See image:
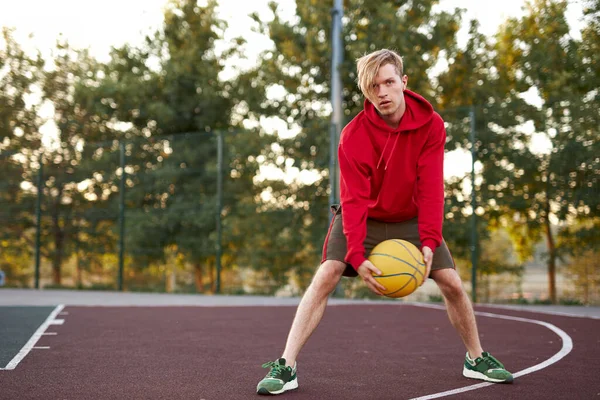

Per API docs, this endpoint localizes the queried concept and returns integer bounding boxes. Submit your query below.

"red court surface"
[0,303,598,399]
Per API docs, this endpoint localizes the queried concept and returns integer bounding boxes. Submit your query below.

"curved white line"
[409,306,574,400]
[475,303,600,320]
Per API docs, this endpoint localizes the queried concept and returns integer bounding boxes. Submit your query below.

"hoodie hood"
[364,89,434,132]
[362,89,435,170]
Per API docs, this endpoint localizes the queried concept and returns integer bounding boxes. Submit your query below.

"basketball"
[368,239,426,298]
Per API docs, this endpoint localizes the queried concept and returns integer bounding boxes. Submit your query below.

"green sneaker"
[256,358,298,395]
[463,352,514,383]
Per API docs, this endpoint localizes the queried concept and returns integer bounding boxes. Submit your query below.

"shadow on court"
[0,303,598,399]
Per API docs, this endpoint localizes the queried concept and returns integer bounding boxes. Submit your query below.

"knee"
[435,270,465,301]
[310,260,345,295]
[442,283,464,302]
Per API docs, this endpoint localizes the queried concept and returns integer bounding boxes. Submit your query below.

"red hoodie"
[338,89,446,270]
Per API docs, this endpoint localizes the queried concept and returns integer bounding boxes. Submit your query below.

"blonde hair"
[356,49,404,100]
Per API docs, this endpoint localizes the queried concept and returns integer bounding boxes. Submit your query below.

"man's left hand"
[421,246,433,286]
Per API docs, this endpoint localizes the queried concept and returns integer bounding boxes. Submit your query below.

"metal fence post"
[34,161,43,289]
[469,106,478,303]
[329,0,343,211]
[118,141,126,291]
[330,0,345,298]
[215,131,223,294]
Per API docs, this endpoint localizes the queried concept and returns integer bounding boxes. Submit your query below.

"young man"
[256,49,513,395]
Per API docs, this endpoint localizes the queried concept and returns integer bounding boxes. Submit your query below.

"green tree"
[0,29,44,285]
[38,41,118,285]
[493,0,599,303]
[436,19,538,277]
[435,0,598,304]
[89,0,272,292]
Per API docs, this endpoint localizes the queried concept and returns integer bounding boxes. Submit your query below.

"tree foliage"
[0,29,44,283]
[0,0,597,302]
[490,0,599,302]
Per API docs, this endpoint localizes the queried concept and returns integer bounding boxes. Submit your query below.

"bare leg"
[431,268,484,359]
[281,260,346,366]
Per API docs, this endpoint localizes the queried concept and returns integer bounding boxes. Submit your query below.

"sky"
[0,0,585,179]
[0,0,584,63]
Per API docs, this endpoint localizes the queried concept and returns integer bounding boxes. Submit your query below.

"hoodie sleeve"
[416,114,446,251]
[339,141,371,270]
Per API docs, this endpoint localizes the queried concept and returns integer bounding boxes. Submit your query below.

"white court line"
[474,303,600,320]
[0,304,65,371]
[408,304,574,400]
[42,332,57,336]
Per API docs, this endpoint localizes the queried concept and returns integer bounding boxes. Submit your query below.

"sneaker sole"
[257,378,298,395]
[463,367,514,383]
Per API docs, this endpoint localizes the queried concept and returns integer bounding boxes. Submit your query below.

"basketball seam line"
[390,239,426,266]
[375,275,416,295]
[369,253,425,278]
[374,273,414,278]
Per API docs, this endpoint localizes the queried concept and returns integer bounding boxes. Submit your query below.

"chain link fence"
[1,114,598,304]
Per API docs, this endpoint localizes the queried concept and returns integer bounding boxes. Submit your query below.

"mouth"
[379,100,392,107]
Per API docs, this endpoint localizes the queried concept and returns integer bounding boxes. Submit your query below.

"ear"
[402,75,408,89]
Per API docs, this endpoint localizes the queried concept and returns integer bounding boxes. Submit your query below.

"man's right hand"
[356,260,386,296]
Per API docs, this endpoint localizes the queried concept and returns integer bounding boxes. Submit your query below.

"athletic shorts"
[321,204,455,277]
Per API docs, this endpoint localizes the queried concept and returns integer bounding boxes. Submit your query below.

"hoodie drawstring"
[376,131,401,170]
[376,132,391,170]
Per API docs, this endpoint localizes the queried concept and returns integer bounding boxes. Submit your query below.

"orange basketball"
[368,239,426,298]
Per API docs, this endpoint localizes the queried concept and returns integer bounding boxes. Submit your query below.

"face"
[369,63,408,122]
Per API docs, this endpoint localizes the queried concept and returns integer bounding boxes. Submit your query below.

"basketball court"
[0,289,599,399]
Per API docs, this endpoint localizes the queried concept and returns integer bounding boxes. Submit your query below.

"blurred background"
[0,0,598,305]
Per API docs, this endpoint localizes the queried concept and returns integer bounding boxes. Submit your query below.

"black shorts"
[321,204,455,277]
